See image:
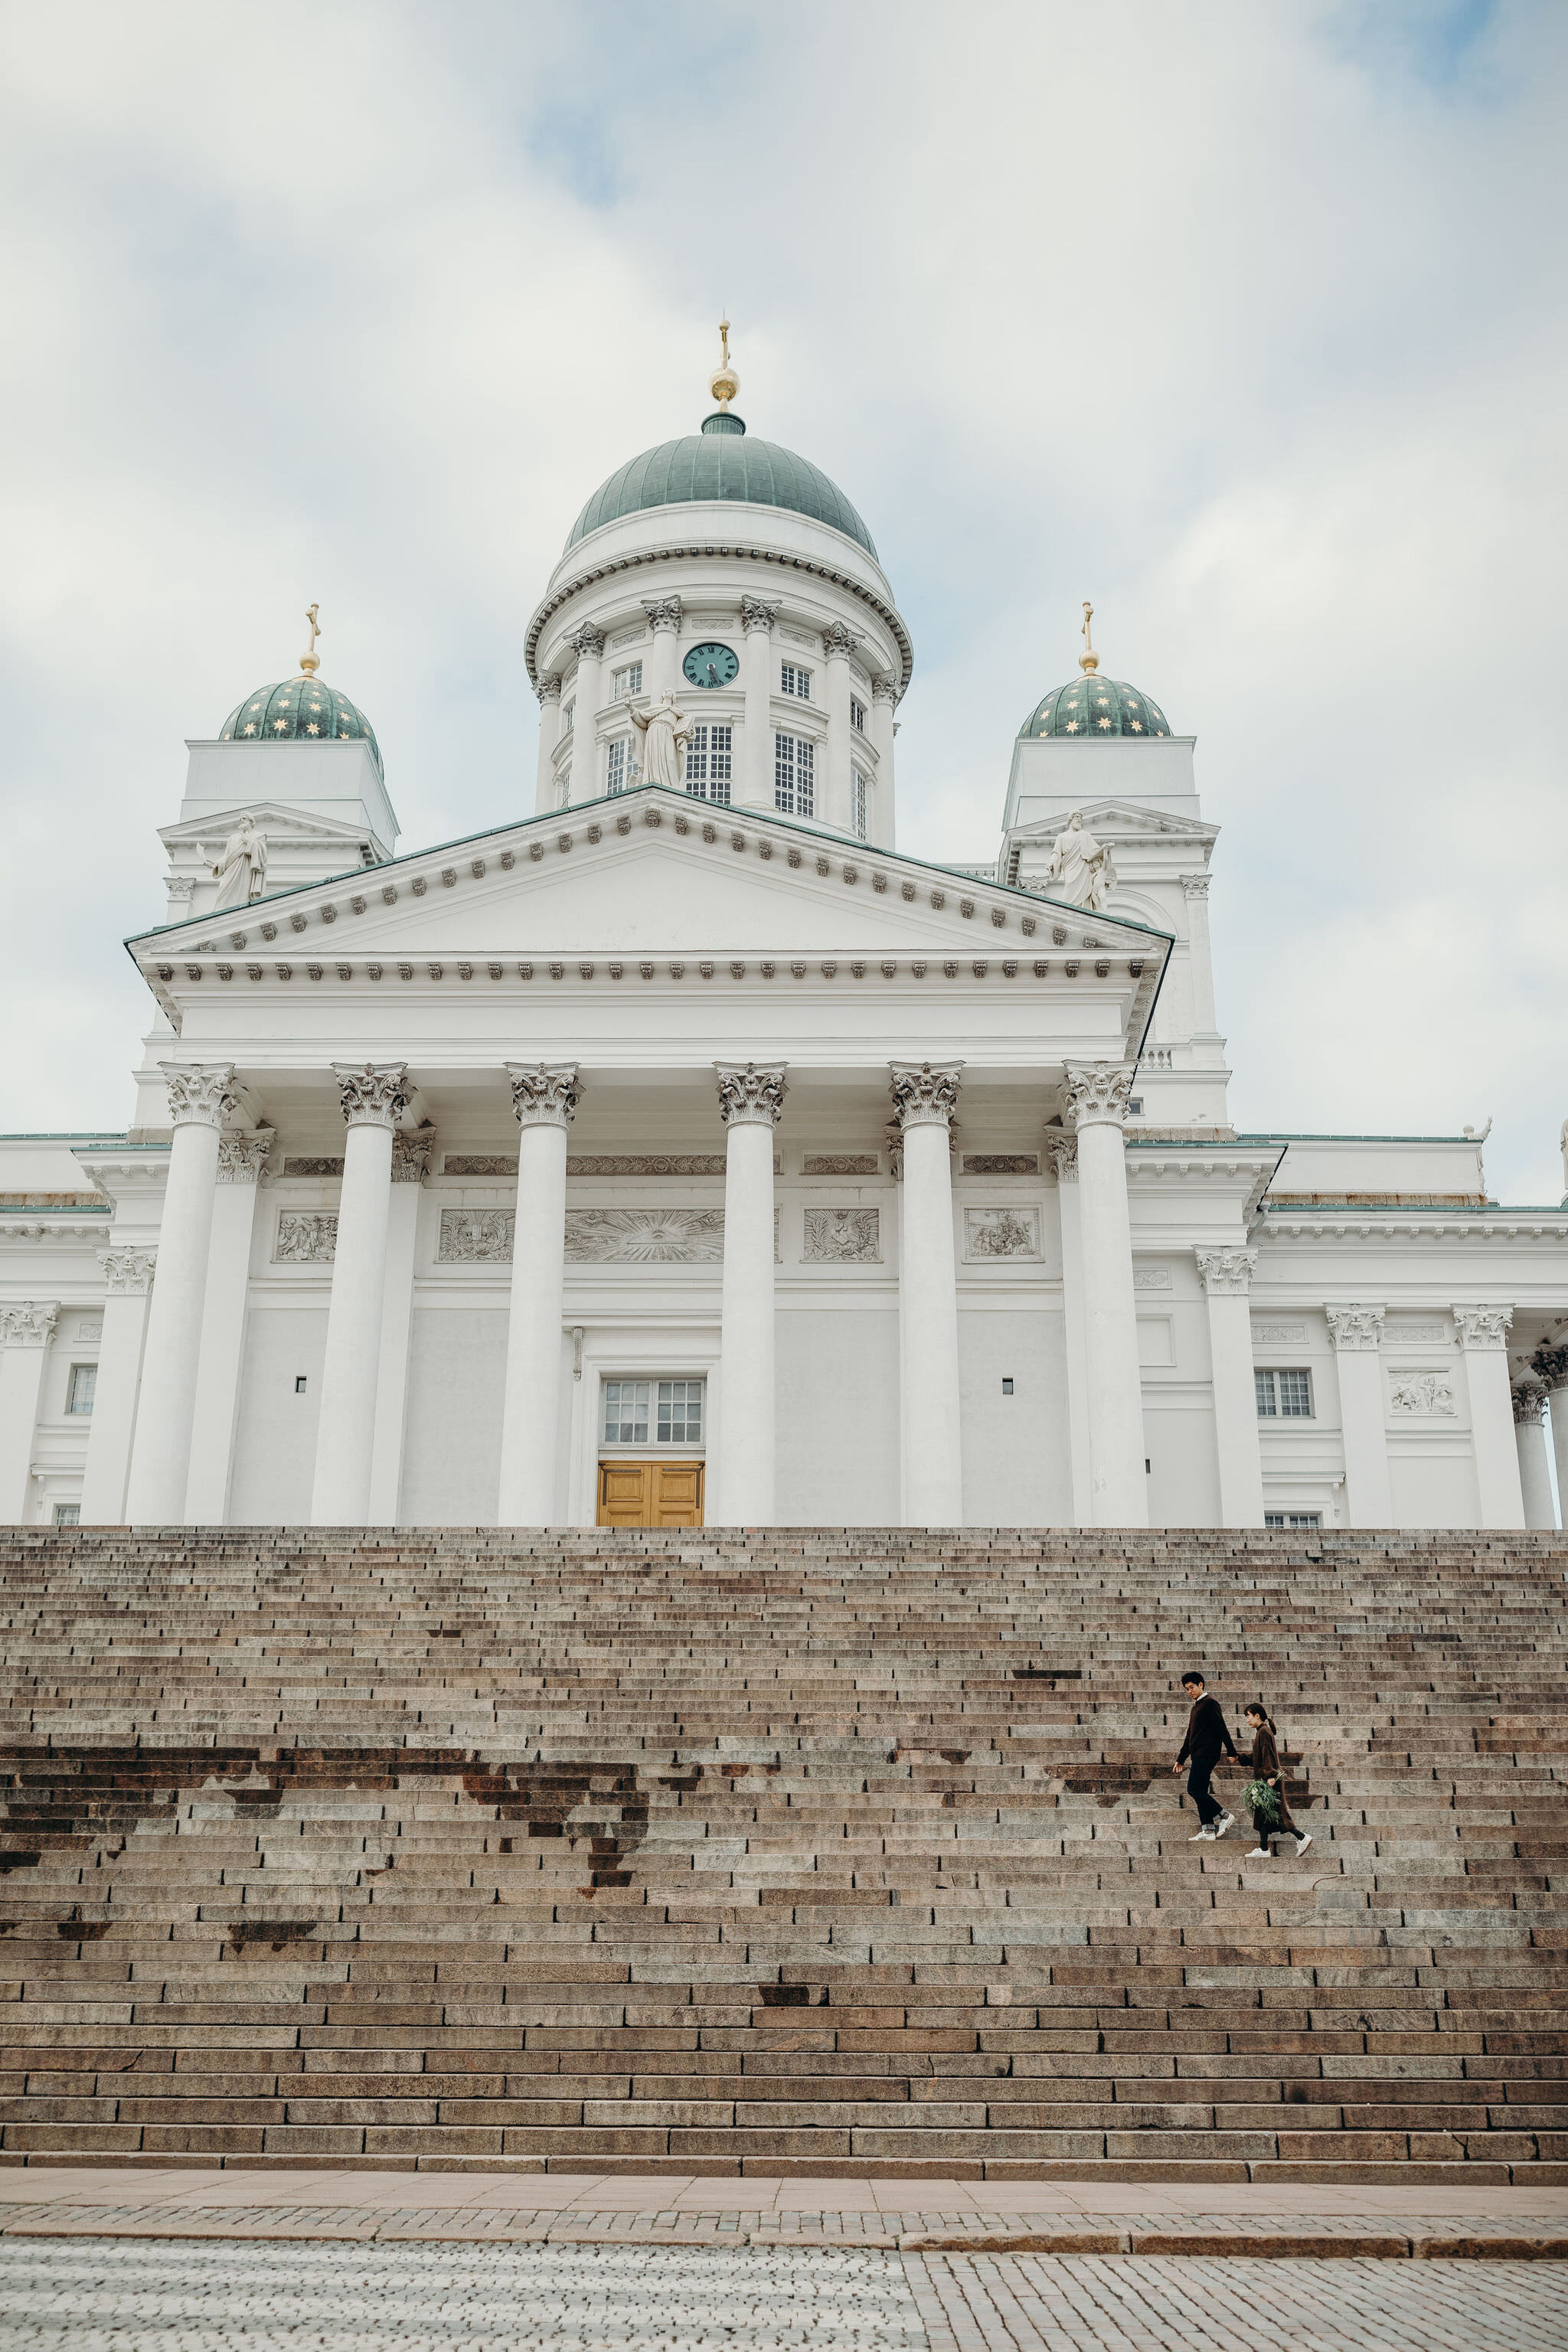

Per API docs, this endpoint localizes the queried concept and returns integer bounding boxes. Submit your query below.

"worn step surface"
[1,1527,1565,2181]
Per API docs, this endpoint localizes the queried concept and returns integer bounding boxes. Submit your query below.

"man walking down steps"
[1173,1667,1237,1841]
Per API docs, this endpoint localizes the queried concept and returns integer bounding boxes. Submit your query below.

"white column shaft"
[1549,1391,1568,1527]
[900,1122,963,1524]
[649,626,679,701]
[1334,1349,1393,1527]
[743,627,773,808]
[309,1120,394,1524]
[1205,1290,1266,1527]
[368,1182,422,1526]
[869,693,896,848]
[0,1347,51,1522]
[1075,1119,1148,1526]
[534,691,560,815]
[1183,883,1219,1035]
[1516,1413,1557,1530]
[1463,1348,1525,1529]
[184,1180,264,1523]
[825,651,853,834]
[568,655,602,803]
[716,1119,777,1524]
[1055,1178,1092,1527]
[498,1120,570,1524]
[80,1289,152,1524]
[125,1119,223,1524]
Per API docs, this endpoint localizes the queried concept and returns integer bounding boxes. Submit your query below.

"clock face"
[683,641,740,690]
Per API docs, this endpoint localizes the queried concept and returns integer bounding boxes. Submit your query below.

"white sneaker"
[1190,1826,1215,1841]
[1245,1847,1271,1859]
[1212,1812,1236,1839]
[1295,1833,1313,1856]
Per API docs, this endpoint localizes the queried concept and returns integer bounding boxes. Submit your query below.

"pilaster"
[1326,1305,1392,1527]
[1453,1305,1524,1530]
[0,1303,60,1523]
[80,1251,156,1524]
[185,1127,274,1523]
[1196,1247,1265,1527]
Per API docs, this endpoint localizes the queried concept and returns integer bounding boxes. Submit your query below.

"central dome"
[565,412,877,560]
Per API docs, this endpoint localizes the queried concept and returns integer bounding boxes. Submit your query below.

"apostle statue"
[626,691,693,792]
[1042,810,1115,911]
[210,813,268,910]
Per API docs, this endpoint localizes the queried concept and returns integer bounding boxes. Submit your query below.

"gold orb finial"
[1078,599,1099,673]
[709,317,740,410]
[300,602,322,676]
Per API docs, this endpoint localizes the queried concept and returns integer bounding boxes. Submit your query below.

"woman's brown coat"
[1248,1723,1299,1839]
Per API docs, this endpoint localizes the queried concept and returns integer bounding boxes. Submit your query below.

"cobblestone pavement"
[2,2238,1565,2352]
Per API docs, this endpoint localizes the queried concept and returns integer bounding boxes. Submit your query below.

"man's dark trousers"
[1178,1691,1236,1827]
[1187,1757,1224,1827]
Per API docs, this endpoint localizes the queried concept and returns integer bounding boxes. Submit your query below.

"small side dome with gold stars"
[1019,602,1171,740]
[219,606,382,773]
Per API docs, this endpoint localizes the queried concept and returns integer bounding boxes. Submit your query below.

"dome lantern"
[219,606,382,774]
[1019,607,1171,740]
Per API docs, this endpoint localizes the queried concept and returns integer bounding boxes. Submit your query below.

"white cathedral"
[3,337,1566,1535]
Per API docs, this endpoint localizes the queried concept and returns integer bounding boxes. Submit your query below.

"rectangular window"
[1256,1367,1314,1419]
[684,723,733,803]
[850,697,867,733]
[557,763,570,805]
[611,662,642,699]
[1126,1098,1143,1116]
[561,699,574,735]
[53,1502,80,1526]
[603,1380,650,1446]
[606,737,635,794]
[1265,1511,1322,1530]
[851,769,868,839]
[774,733,815,818]
[780,662,812,701]
[66,1363,96,1416]
[657,1380,703,1446]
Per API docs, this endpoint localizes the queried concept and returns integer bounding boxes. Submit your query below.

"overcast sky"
[2,1,1564,1200]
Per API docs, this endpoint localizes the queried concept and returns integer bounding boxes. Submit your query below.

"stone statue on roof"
[210,812,268,910]
[626,692,692,792]
[1043,809,1115,912]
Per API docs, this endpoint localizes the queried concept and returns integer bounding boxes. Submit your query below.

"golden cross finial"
[1079,599,1099,674]
[719,318,731,368]
[709,318,740,412]
[301,603,322,675]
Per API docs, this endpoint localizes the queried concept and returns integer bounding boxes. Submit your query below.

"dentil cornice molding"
[0,1301,60,1348]
[889,1061,963,1132]
[1064,1062,1135,1132]
[331,1062,409,1131]
[100,1247,156,1295]
[1326,1304,1386,1352]
[506,1063,582,1130]
[216,1127,275,1185]
[1453,1304,1512,1352]
[1196,1246,1256,1296]
[160,1062,238,1131]
[714,1061,789,1130]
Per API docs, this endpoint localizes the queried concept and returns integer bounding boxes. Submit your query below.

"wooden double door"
[596,1459,705,1528]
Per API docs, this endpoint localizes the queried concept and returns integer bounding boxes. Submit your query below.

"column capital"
[0,1301,59,1348]
[566,623,606,661]
[872,675,898,704]
[535,673,563,706]
[714,1062,788,1129]
[1530,1341,1568,1391]
[160,1061,238,1131]
[1513,1377,1549,1425]
[1197,1246,1256,1297]
[1063,1062,1135,1132]
[506,1062,581,1130]
[390,1129,436,1183]
[1327,1303,1386,1352]
[1043,1133,1078,1184]
[642,596,682,634]
[331,1062,410,1131]
[216,1126,275,1185]
[890,1060,962,1132]
[822,620,859,661]
[1453,1304,1513,1352]
[100,1246,156,1295]
[1180,873,1212,900]
[740,596,779,635]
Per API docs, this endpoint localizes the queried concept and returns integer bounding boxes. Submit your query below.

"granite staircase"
[1,1527,1566,2184]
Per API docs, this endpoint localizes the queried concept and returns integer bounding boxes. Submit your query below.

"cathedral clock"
[683,642,740,689]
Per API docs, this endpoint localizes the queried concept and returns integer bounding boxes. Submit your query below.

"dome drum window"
[775,733,814,818]
[781,662,812,701]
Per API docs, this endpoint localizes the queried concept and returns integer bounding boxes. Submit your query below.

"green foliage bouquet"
[1242,1777,1281,1825]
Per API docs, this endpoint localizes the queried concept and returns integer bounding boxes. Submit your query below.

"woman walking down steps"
[1243,1698,1313,1860]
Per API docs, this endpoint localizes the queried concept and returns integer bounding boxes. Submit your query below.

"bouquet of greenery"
[1242,1777,1281,1825]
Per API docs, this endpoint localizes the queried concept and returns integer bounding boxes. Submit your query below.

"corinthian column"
[871,677,897,849]
[1065,1062,1147,1526]
[740,597,778,809]
[822,621,858,835]
[642,598,682,701]
[1180,874,1219,1037]
[1045,1134,1091,1524]
[534,675,562,816]
[1513,1380,1557,1530]
[1325,1305,1391,1527]
[890,1061,964,1526]
[309,1063,407,1526]
[185,1127,274,1524]
[80,1250,156,1524]
[1533,1344,1568,1524]
[714,1061,787,1524]
[497,1064,580,1524]
[1454,1305,1524,1530]
[0,1304,60,1523]
[124,1063,237,1525]
[565,626,606,804]
[1196,1248,1265,1527]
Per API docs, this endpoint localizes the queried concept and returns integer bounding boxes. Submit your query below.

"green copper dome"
[566,413,877,559]
[1020,671,1171,740]
[221,674,382,774]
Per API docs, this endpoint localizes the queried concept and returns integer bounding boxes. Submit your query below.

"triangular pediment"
[1007,799,1218,848]
[159,801,379,851]
[135,789,1172,962]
